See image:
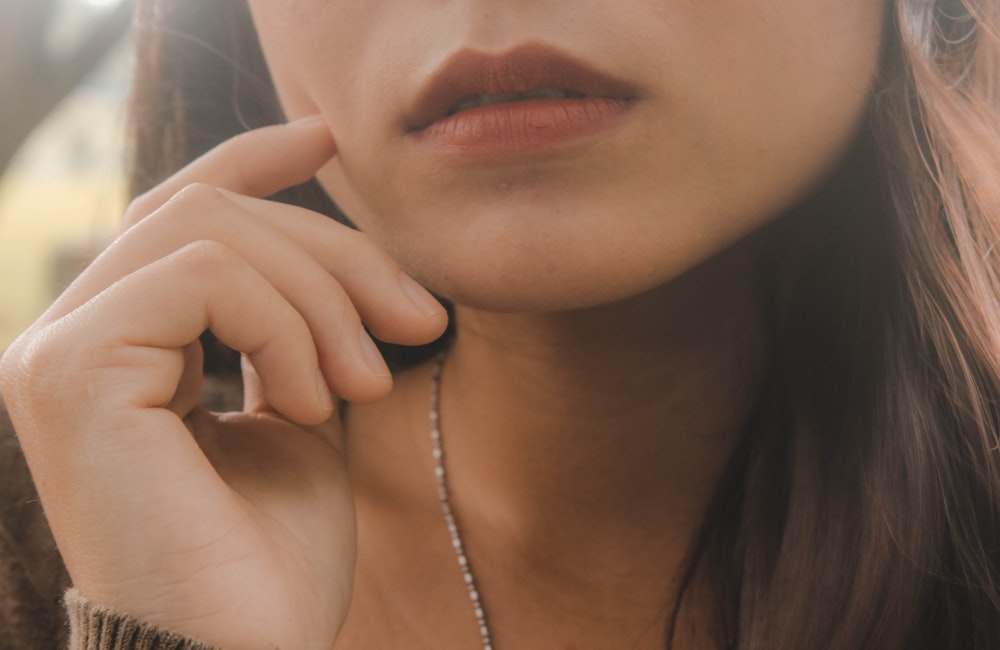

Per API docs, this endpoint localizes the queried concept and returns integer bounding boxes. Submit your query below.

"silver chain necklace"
[430,352,495,650]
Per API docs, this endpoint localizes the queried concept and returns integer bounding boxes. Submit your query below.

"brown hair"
[127,0,1000,647]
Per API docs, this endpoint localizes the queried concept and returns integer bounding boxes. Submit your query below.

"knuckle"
[123,182,232,233]
[122,191,156,229]
[0,325,72,420]
[124,183,228,236]
[169,182,225,210]
[176,240,244,277]
[140,186,240,245]
[0,338,25,398]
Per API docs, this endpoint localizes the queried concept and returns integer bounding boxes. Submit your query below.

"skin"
[0,1,887,649]
[250,0,885,312]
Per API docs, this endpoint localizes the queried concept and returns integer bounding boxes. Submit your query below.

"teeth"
[521,87,580,100]
[450,87,587,115]
[455,92,524,112]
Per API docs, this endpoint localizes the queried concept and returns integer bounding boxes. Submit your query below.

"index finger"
[124,115,337,228]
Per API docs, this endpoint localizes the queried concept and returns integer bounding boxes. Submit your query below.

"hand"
[0,116,448,650]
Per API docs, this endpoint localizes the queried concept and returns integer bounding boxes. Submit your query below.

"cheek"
[675,0,886,217]
[698,0,883,202]
[246,1,397,122]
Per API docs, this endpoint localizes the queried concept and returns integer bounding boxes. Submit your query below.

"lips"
[405,43,640,132]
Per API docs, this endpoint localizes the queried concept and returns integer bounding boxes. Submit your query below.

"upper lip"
[404,42,640,132]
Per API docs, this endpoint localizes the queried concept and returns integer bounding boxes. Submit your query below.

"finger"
[241,354,267,415]
[123,116,336,229]
[67,240,335,424]
[46,186,395,401]
[218,190,450,345]
[164,342,204,418]
[241,354,342,451]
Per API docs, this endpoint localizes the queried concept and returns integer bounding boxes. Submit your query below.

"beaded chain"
[430,353,495,650]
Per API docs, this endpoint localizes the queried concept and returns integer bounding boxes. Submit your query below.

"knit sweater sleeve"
[64,589,218,650]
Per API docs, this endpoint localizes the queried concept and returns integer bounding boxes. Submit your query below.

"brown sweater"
[0,379,242,649]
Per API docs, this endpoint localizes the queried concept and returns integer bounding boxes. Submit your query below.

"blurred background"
[0,0,134,349]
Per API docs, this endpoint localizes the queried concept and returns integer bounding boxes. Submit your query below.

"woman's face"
[247,0,887,312]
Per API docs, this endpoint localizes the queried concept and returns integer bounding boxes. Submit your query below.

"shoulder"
[0,393,72,648]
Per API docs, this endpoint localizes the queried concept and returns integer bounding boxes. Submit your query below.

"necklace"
[430,352,495,650]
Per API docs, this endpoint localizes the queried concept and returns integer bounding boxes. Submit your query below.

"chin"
[393,233,706,315]
[317,161,776,315]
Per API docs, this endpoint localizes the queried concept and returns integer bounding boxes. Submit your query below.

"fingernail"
[315,370,334,413]
[359,330,391,378]
[399,272,444,318]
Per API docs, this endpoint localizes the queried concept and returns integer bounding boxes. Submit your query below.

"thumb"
[241,353,268,415]
[241,355,344,452]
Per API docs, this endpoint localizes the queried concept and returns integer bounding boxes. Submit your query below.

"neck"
[440,240,766,584]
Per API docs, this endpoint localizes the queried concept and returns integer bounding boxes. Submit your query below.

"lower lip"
[411,98,634,156]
